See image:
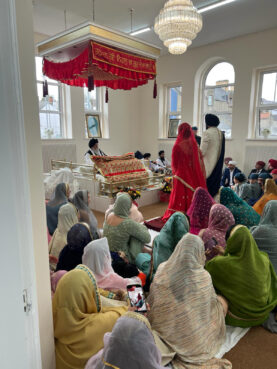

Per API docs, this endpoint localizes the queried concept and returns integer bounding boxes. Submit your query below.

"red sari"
[163,123,207,222]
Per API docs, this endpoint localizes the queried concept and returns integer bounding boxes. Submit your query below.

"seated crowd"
[46,153,277,369]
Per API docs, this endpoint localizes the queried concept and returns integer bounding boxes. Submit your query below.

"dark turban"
[89,138,98,148]
[249,173,259,180]
[259,173,272,180]
[256,161,265,167]
[269,159,277,169]
[234,173,246,182]
[205,114,220,127]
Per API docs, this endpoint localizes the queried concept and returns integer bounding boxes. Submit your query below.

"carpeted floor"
[94,202,277,369]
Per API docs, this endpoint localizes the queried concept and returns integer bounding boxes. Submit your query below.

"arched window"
[202,62,235,138]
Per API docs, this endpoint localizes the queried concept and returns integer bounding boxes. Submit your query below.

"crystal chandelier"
[154,0,203,55]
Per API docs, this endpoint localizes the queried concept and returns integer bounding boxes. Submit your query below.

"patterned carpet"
[94,202,277,369]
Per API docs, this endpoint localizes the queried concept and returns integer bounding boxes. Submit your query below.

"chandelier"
[154,0,203,55]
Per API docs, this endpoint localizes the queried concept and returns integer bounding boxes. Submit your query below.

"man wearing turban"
[84,138,106,165]
[200,114,225,197]
[248,161,267,177]
[268,159,277,172]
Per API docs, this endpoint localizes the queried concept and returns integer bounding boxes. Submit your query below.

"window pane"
[84,88,99,112]
[168,115,181,138]
[203,113,232,139]
[39,113,62,139]
[35,56,58,83]
[203,86,234,113]
[260,72,277,105]
[206,62,235,86]
[258,109,277,137]
[169,86,182,113]
[37,83,60,112]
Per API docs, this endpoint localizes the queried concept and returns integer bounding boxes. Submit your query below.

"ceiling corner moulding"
[37,21,161,59]
[154,0,203,55]
[130,27,152,36]
[198,0,238,14]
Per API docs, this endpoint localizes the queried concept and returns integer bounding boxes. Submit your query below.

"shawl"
[148,234,231,369]
[72,190,99,239]
[206,226,277,327]
[56,223,92,272]
[82,238,140,290]
[187,187,215,235]
[49,203,79,262]
[163,123,207,221]
[112,193,132,218]
[52,265,128,369]
[220,187,260,228]
[85,312,167,369]
[253,179,277,215]
[202,204,235,260]
[251,200,277,274]
[136,212,189,277]
[46,183,69,235]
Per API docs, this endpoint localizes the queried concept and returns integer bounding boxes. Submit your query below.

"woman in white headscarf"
[82,238,141,290]
[49,203,79,270]
[148,233,231,369]
[85,312,168,369]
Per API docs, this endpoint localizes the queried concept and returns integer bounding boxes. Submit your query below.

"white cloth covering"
[215,326,250,358]
[44,167,74,200]
[82,238,140,290]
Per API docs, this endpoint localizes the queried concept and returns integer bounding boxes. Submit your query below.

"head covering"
[48,203,79,262]
[136,212,190,277]
[269,159,277,169]
[251,200,277,274]
[46,183,69,235]
[48,183,69,207]
[202,204,235,260]
[113,193,132,219]
[51,270,67,295]
[85,312,167,369]
[191,126,198,131]
[44,168,74,200]
[72,190,98,239]
[256,161,265,167]
[224,157,232,163]
[228,160,237,166]
[253,179,277,215]
[53,265,128,369]
[250,173,259,180]
[56,223,93,272]
[148,234,231,369]
[205,114,220,127]
[82,238,139,290]
[187,187,215,235]
[234,172,246,182]
[89,138,98,148]
[271,169,277,175]
[163,124,207,221]
[220,187,260,228]
[259,172,272,180]
[206,226,277,327]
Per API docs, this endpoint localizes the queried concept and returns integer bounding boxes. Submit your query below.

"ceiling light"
[154,0,202,55]
[198,0,238,14]
[130,27,151,36]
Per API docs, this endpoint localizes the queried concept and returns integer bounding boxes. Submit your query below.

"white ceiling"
[33,0,277,53]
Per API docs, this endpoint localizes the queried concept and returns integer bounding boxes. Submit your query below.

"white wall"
[139,27,277,171]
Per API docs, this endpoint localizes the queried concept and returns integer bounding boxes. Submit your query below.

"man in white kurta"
[200,114,225,197]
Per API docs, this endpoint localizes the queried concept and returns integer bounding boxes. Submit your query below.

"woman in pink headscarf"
[199,204,235,260]
[163,123,207,222]
[187,187,215,235]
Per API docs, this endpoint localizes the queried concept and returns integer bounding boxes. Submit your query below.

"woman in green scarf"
[206,225,277,327]
[220,187,260,228]
[136,212,190,276]
[103,193,150,264]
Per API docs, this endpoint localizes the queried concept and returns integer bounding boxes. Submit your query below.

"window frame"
[84,87,105,138]
[35,56,66,140]
[201,62,235,139]
[165,84,182,138]
[255,69,277,139]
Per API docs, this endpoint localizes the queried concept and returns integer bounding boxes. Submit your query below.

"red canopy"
[43,41,157,92]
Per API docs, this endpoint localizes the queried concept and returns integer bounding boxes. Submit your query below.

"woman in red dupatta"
[163,123,207,222]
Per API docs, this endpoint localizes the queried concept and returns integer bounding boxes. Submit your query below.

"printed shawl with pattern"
[148,233,231,369]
